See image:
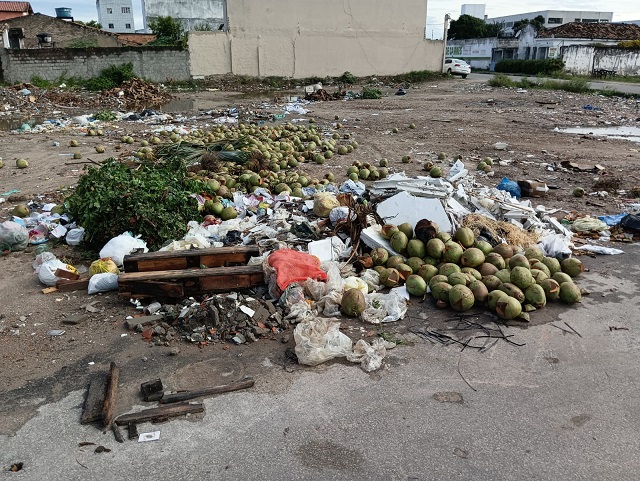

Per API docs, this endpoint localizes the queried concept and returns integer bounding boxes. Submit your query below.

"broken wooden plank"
[161,378,255,404]
[140,379,164,402]
[42,287,58,294]
[118,265,265,298]
[123,246,261,273]
[56,278,90,292]
[114,402,204,425]
[54,268,81,281]
[111,423,125,443]
[102,362,119,428]
[81,374,108,425]
[119,280,184,298]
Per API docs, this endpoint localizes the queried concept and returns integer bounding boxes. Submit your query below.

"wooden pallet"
[119,265,265,298]
[123,246,260,273]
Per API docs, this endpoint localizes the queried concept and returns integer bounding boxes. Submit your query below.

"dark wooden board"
[114,402,204,425]
[80,374,108,425]
[123,246,260,273]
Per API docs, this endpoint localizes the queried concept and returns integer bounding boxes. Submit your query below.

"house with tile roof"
[0,1,32,21]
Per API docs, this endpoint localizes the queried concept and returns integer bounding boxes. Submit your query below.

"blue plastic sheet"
[496,176,521,199]
[597,213,626,226]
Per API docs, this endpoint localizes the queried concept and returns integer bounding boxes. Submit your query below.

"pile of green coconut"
[352,220,584,321]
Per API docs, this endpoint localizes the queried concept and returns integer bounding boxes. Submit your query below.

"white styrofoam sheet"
[376,191,452,233]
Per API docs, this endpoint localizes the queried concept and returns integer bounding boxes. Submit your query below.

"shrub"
[84,63,135,91]
[488,73,515,87]
[495,59,565,75]
[361,86,382,99]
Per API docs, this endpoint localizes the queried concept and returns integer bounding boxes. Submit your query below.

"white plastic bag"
[346,338,395,372]
[99,232,148,266]
[361,291,408,324]
[294,318,353,366]
[66,227,85,246]
[38,258,69,286]
[538,233,573,260]
[0,221,29,251]
[88,273,119,294]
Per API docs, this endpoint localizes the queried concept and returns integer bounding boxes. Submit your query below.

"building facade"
[141,0,226,33]
[96,0,135,33]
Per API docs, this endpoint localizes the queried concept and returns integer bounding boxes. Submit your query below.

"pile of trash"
[103,78,172,109]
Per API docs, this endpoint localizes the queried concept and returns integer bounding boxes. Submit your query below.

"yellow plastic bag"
[89,257,119,277]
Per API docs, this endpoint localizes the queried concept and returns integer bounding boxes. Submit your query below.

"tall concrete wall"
[562,45,640,76]
[143,0,225,32]
[189,0,442,79]
[0,47,190,84]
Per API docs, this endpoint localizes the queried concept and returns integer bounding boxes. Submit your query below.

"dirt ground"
[1,77,638,434]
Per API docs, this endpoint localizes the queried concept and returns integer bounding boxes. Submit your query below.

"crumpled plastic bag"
[89,257,119,277]
[360,269,381,293]
[0,220,29,252]
[347,338,395,372]
[294,318,353,366]
[99,232,148,266]
[343,276,369,295]
[538,233,573,260]
[361,291,408,324]
[65,227,85,246]
[572,217,609,233]
[496,176,521,199]
[37,258,77,286]
[88,273,119,294]
[313,192,340,218]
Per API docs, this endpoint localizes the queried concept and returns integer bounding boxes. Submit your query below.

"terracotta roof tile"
[0,2,32,13]
[538,22,640,40]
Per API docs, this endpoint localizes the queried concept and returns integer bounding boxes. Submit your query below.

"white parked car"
[444,58,471,78]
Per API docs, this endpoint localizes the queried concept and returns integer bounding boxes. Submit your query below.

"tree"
[448,15,504,40]
[148,16,184,45]
[76,20,103,29]
[513,15,545,33]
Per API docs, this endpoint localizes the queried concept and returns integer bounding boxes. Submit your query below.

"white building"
[487,10,612,35]
[461,4,486,20]
[96,0,135,33]
[142,0,226,33]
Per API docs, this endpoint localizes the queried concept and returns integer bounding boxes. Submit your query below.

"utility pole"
[443,14,451,71]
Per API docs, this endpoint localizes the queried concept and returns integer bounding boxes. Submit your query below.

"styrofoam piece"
[376,191,452,232]
[360,227,399,256]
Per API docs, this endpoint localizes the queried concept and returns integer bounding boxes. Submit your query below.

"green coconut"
[12,204,29,217]
[16,158,29,169]
[525,284,547,309]
[478,262,499,277]
[426,238,445,259]
[443,242,463,264]
[482,275,502,292]
[531,269,549,284]
[379,268,401,288]
[448,272,469,286]
[386,255,406,269]
[422,256,440,266]
[487,290,508,311]
[492,243,514,259]
[430,167,442,178]
[552,272,573,285]
[468,279,489,303]
[539,278,561,301]
[454,227,475,248]
[509,254,530,270]
[220,206,238,220]
[495,269,512,284]
[431,282,453,302]
[417,264,439,283]
[406,257,425,273]
[496,296,522,320]
[449,285,475,312]
[437,232,452,244]
[529,259,551,277]
[524,246,544,261]
[542,257,561,276]
[371,248,389,266]
[429,274,449,290]
[460,248,485,268]
[396,263,413,280]
[475,241,493,256]
[559,282,582,304]
[561,258,584,278]
[406,275,427,296]
[381,224,399,240]
[390,231,409,253]
[341,288,366,317]
[407,239,426,258]
[499,283,525,303]
[398,222,414,240]
[439,263,461,277]
[485,252,506,270]
[461,267,481,280]
[510,266,535,290]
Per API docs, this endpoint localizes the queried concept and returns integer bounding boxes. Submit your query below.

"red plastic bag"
[268,249,327,291]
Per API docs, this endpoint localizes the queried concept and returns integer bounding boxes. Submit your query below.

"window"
[582,19,599,23]
[547,18,563,24]
[108,23,114,29]
[505,21,513,27]
[125,23,131,29]
[122,7,131,13]
[600,19,609,23]
[106,8,112,14]
[575,18,581,22]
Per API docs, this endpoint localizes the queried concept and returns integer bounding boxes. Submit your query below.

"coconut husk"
[461,214,539,249]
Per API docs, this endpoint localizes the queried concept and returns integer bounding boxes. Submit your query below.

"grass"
[488,73,614,95]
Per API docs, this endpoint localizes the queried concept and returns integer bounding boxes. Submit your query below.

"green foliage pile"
[494,58,564,76]
[66,158,211,250]
[92,110,117,121]
[361,86,382,99]
[84,63,136,91]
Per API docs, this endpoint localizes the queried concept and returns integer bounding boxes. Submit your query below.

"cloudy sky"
[29,0,639,36]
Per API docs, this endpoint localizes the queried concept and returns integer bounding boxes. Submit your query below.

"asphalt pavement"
[1,244,639,480]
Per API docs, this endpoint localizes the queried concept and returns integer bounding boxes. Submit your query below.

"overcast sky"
[29,0,639,37]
